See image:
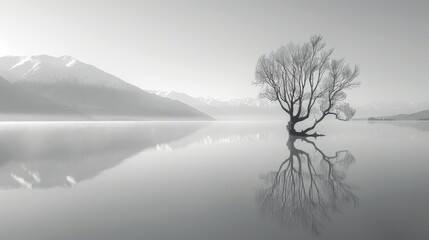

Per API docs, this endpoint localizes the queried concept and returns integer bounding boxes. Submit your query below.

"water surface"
[0,121,428,240]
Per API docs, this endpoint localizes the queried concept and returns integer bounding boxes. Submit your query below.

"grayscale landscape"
[0,1,428,240]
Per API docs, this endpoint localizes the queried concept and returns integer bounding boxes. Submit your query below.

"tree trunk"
[287,119,324,137]
[286,119,300,136]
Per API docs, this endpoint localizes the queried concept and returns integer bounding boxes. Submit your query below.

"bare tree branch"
[254,35,360,136]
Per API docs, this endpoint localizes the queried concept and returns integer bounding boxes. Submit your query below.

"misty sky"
[0,0,428,106]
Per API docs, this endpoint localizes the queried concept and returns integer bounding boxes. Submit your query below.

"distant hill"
[0,55,210,120]
[148,90,285,120]
[368,109,429,121]
[355,101,429,118]
[0,76,84,120]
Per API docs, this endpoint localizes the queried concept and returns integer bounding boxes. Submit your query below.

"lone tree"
[254,35,360,136]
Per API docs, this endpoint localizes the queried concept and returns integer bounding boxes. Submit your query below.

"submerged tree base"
[288,130,325,138]
[286,121,325,137]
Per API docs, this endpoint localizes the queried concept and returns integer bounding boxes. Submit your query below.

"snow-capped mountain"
[0,55,210,120]
[0,55,133,90]
[196,96,278,108]
[149,90,284,120]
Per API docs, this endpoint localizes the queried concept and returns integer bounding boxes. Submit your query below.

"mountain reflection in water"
[0,122,207,189]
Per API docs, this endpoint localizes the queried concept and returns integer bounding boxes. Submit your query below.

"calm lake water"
[0,120,428,240]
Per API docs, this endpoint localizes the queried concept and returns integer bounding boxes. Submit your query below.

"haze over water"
[0,121,428,240]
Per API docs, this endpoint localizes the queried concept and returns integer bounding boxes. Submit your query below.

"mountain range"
[151,91,429,121]
[148,90,285,120]
[1,55,427,121]
[0,55,210,120]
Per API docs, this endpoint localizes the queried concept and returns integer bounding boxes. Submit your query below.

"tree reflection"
[257,137,358,235]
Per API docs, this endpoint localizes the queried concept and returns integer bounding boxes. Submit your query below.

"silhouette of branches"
[254,35,360,136]
[256,137,357,235]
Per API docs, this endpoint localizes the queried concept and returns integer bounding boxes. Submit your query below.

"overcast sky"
[0,0,427,105]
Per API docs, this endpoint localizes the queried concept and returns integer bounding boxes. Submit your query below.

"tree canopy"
[254,35,360,136]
